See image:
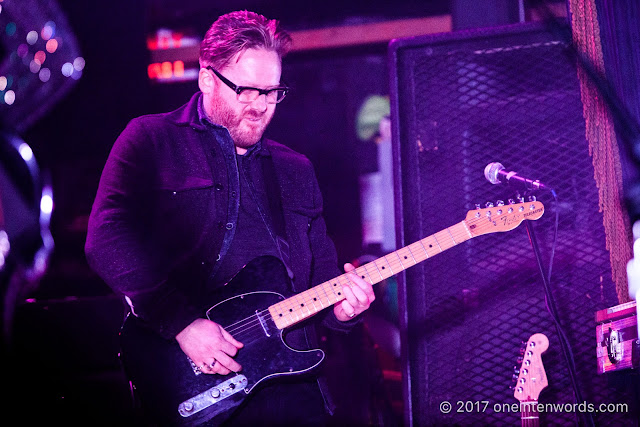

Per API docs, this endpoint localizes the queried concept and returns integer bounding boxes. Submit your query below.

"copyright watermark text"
[438,400,629,414]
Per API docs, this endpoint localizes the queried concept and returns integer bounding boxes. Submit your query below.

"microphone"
[484,162,551,191]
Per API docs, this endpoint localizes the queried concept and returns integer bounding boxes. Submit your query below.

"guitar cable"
[525,189,595,427]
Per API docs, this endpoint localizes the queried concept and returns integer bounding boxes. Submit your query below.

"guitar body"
[120,256,325,426]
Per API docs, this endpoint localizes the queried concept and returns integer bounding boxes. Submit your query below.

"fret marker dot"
[338,292,341,295]
[289,309,293,312]
[300,303,304,307]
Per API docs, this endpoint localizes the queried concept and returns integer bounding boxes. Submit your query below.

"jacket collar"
[167,91,207,131]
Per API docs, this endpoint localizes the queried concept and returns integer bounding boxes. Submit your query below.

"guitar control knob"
[211,388,221,398]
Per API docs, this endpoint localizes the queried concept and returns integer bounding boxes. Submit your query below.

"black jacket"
[85,92,357,413]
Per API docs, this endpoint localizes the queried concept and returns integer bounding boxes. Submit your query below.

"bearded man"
[85,10,375,426]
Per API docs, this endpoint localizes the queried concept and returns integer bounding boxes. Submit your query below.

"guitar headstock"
[465,200,544,237]
[513,333,549,402]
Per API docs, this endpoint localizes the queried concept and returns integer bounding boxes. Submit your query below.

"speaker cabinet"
[389,23,638,426]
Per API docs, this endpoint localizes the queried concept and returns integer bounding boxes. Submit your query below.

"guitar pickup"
[178,374,248,418]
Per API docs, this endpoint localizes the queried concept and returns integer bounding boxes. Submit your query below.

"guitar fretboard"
[520,401,540,427]
[268,220,474,329]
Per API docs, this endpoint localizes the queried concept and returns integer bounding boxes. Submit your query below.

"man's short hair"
[199,10,292,70]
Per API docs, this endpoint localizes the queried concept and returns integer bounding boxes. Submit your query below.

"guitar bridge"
[178,374,248,418]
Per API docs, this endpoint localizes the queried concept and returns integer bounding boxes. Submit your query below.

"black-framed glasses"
[206,66,288,104]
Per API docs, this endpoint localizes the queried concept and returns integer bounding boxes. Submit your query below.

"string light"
[41,21,55,40]
[73,57,85,71]
[26,30,38,45]
[61,62,73,77]
[17,43,28,58]
[29,60,41,73]
[34,50,46,65]
[5,22,16,36]
[4,90,15,105]
[46,38,58,53]
[39,68,51,82]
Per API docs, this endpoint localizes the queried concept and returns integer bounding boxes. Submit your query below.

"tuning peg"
[475,203,481,210]
[496,200,504,206]
[508,199,516,205]
[518,196,525,203]
[485,202,494,208]
[517,356,523,365]
[528,195,537,202]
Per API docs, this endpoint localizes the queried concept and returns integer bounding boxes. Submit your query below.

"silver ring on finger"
[209,358,217,369]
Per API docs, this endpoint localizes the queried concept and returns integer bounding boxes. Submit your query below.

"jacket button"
[225,223,234,230]
[215,184,223,190]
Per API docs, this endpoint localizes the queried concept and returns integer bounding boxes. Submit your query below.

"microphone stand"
[524,210,594,427]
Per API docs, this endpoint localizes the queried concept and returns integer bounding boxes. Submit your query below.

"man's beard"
[208,96,272,149]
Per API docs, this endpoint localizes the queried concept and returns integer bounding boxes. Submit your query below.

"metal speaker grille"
[390,23,638,426]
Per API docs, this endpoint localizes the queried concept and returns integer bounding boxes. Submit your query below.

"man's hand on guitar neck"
[175,318,244,375]
[333,263,376,322]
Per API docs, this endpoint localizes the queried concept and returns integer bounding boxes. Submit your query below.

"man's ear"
[198,67,213,94]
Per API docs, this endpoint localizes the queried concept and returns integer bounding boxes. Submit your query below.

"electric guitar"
[513,333,549,427]
[120,201,545,426]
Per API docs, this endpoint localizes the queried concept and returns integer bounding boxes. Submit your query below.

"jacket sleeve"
[84,120,201,339]
[306,168,362,333]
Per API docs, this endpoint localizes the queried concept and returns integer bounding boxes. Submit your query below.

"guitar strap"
[261,155,294,281]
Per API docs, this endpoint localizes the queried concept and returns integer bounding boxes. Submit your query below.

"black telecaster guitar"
[120,201,545,425]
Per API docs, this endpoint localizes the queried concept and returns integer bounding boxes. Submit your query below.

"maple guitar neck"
[269,200,545,329]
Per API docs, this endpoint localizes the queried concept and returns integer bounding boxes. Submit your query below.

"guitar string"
[220,207,537,337]
[221,211,522,336]
[222,216,495,335]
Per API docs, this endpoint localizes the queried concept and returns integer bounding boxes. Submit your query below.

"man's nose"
[250,93,268,112]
